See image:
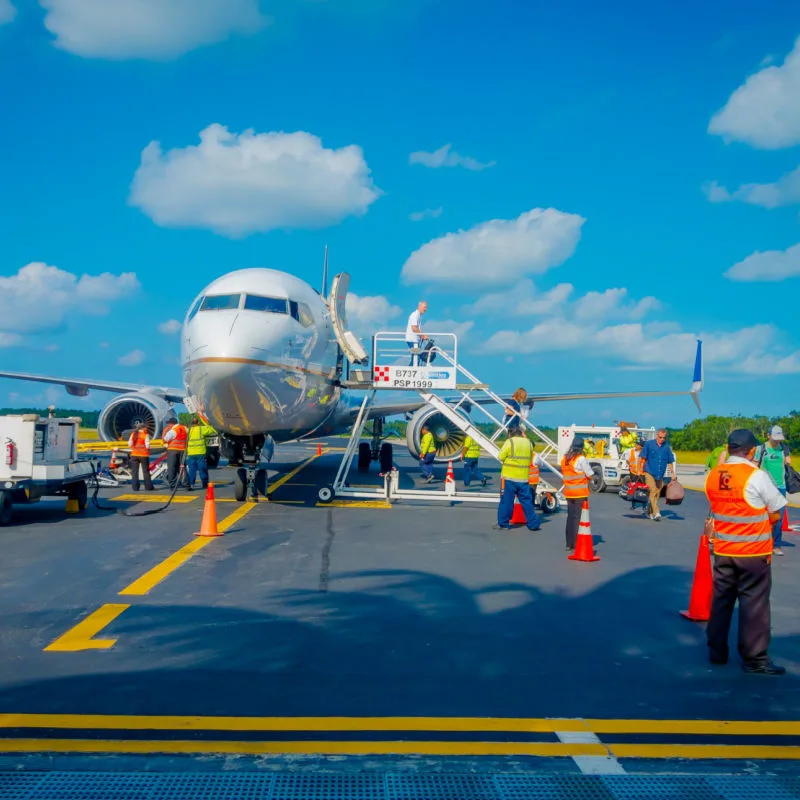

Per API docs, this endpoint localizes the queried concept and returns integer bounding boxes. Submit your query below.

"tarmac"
[3,438,800,796]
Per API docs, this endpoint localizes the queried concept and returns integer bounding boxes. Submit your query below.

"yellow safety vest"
[499,436,533,482]
[187,424,216,456]
[420,432,436,456]
[463,436,481,459]
[619,431,637,452]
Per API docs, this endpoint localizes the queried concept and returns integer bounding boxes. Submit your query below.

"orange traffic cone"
[316,443,323,456]
[782,508,791,533]
[680,532,713,621]
[445,460,456,495]
[109,447,119,470]
[510,497,527,525]
[568,500,600,562]
[195,483,222,537]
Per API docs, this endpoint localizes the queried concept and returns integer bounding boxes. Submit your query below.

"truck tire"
[68,480,88,511]
[0,491,12,526]
[589,464,606,494]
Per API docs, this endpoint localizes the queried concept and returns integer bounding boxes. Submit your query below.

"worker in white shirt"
[560,436,595,553]
[405,301,428,366]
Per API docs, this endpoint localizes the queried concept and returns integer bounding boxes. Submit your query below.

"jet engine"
[406,405,471,462]
[97,392,174,441]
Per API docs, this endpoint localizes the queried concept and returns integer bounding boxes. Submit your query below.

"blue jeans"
[498,479,541,530]
[463,458,485,486]
[407,341,416,366]
[420,452,435,478]
[774,488,787,547]
[186,454,209,488]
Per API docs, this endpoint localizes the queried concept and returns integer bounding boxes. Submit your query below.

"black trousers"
[565,498,583,549]
[130,456,154,491]
[166,450,183,489]
[706,555,772,665]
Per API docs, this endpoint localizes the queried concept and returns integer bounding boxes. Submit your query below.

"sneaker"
[774,547,784,556]
[481,478,488,487]
[424,475,434,483]
[528,526,542,532]
[653,513,662,522]
[742,660,786,676]
[492,524,511,530]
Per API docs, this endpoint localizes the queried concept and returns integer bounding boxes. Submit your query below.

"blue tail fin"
[690,339,703,412]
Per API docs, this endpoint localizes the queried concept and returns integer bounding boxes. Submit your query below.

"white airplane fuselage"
[181,268,344,443]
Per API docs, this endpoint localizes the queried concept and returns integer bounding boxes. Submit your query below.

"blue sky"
[0,0,798,428]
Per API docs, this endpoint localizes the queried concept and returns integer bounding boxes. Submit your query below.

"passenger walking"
[405,301,428,366]
[419,424,437,483]
[184,416,216,490]
[756,425,792,556]
[493,428,541,531]
[639,428,676,521]
[162,415,188,489]
[560,437,593,552]
[706,429,788,675]
[503,388,528,430]
[127,421,154,492]
[461,434,487,487]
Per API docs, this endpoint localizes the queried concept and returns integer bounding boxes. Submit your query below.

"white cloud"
[0,263,139,341]
[424,318,474,344]
[130,124,381,237]
[463,280,574,317]
[345,293,401,333]
[401,208,585,287]
[709,36,800,149]
[118,349,145,366]
[573,288,659,322]
[409,144,495,171]
[704,166,800,209]
[0,0,16,25]
[0,333,22,348]
[725,242,800,282]
[158,319,182,334]
[409,207,443,222]
[39,0,269,60]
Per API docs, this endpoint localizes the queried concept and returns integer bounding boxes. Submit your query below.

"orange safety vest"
[130,430,150,458]
[628,451,644,476]
[528,461,540,486]
[561,455,589,499]
[705,462,773,558]
[167,424,188,451]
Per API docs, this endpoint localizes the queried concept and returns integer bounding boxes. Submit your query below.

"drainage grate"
[704,776,799,800]
[271,774,383,800]
[28,772,161,800]
[387,774,501,800]
[154,774,274,800]
[495,775,616,800]
[603,775,724,800]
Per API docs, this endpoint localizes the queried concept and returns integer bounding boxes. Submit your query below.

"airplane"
[0,263,704,502]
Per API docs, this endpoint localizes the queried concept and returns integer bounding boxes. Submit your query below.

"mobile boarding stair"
[317,331,564,508]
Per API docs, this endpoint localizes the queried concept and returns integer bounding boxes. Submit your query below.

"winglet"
[690,339,703,413]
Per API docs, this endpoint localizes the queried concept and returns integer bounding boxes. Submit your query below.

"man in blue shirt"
[639,428,676,521]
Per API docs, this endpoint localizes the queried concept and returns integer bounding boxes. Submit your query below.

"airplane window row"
[187,293,314,328]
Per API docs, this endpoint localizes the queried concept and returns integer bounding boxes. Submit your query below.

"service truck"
[0,414,94,525]
[557,424,658,493]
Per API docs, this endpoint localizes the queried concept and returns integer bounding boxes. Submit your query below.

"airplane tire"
[234,468,248,502]
[357,442,371,472]
[254,468,267,498]
[540,492,558,514]
[379,443,393,474]
[318,486,335,503]
[0,491,12,526]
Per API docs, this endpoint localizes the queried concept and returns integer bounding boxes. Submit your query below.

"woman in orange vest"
[162,415,188,490]
[705,429,788,675]
[560,437,594,554]
[127,420,154,492]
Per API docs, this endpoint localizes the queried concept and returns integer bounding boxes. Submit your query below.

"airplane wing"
[0,370,185,404]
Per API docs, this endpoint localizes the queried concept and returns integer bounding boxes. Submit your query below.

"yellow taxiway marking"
[267,451,324,495]
[316,500,391,509]
[111,495,197,504]
[44,605,130,652]
[610,744,800,760]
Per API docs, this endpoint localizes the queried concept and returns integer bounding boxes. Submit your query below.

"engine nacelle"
[98,392,173,441]
[406,405,471,462]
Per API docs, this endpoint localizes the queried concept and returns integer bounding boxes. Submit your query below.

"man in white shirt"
[405,301,428,366]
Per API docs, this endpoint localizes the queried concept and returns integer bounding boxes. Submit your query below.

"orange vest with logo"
[628,451,644,476]
[167,424,188,451]
[528,462,540,486]
[561,455,589,499]
[130,430,149,458]
[705,462,772,558]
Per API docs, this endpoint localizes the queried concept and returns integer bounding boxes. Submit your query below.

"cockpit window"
[187,296,203,322]
[244,294,288,314]
[289,300,315,328]
[200,294,242,311]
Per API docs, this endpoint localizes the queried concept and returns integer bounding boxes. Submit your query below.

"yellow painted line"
[267,452,324,495]
[44,605,130,652]
[316,501,391,509]
[610,743,800,760]
[585,719,800,735]
[111,495,197,504]
[271,500,305,504]
[119,502,256,596]
[0,739,606,757]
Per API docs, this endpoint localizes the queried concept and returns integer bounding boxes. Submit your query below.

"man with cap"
[162,414,189,490]
[756,425,792,556]
[705,429,788,675]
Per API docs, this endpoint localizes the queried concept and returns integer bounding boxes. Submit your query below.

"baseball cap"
[770,425,785,441]
[727,428,759,451]
[572,436,585,449]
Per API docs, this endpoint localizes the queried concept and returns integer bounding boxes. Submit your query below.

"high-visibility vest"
[420,432,436,456]
[187,424,215,456]
[528,461,540,486]
[561,455,589,499]
[129,430,149,458]
[628,450,644,476]
[500,436,533,482]
[583,442,596,457]
[167,424,188,451]
[463,436,481,459]
[619,431,637,452]
[705,462,773,558]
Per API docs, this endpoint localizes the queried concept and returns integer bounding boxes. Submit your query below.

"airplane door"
[329,272,369,365]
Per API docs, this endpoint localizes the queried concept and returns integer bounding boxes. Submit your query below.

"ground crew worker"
[618,423,638,454]
[561,436,593,553]
[493,428,541,531]
[185,416,216,490]
[419,424,437,483]
[583,439,596,457]
[162,415,188,489]
[127,421,154,492]
[461,435,487,487]
[705,429,788,675]
[627,441,644,480]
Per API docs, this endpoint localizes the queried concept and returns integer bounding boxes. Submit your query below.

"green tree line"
[668,412,799,451]
[0,408,100,426]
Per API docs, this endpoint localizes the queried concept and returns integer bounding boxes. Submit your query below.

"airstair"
[318,317,564,508]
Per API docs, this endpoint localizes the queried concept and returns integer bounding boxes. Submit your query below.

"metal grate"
[1,771,800,800]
